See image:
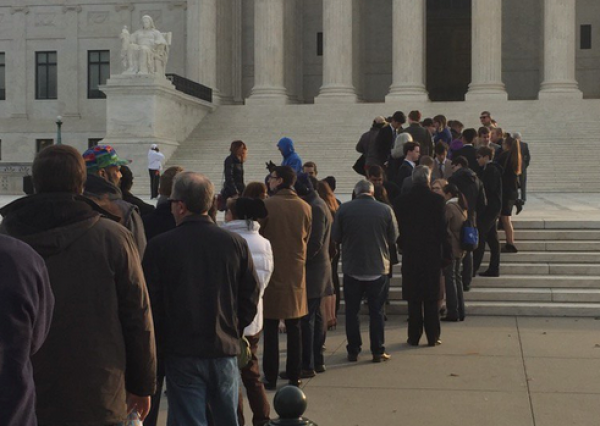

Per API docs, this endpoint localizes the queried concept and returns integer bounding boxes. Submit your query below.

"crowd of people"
[0,108,531,426]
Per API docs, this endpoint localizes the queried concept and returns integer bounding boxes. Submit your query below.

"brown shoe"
[372,353,391,363]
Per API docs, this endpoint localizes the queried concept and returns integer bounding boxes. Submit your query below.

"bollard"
[268,385,318,426]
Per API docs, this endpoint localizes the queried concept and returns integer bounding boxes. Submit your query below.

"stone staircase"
[166,99,600,194]
[381,220,600,317]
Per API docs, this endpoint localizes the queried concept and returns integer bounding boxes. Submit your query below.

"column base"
[385,85,429,103]
[246,86,290,105]
[539,82,583,99]
[314,84,358,104]
[466,83,508,101]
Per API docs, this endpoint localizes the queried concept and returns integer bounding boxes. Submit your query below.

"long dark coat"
[393,185,451,302]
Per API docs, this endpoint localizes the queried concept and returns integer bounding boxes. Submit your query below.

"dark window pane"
[89,65,99,91]
[317,32,323,56]
[0,67,5,90]
[90,51,99,62]
[581,25,592,49]
[37,65,47,98]
[37,52,46,64]
[0,53,5,66]
[48,64,57,99]
[48,52,57,63]
[100,63,109,84]
[100,51,110,62]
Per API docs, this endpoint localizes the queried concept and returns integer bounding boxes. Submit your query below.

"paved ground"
[150,315,600,426]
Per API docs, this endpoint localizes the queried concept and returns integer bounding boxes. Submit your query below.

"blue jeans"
[165,355,239,426]
[344,275,389,355]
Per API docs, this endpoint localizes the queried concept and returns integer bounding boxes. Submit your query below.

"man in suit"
[402,110,433,157]
[393,166,451,346]
[474,147,503,277]
[431,142,453,181]
[394,141,420,189]
[452,128,479,172]
[478,127,501,152]
[490,127,505,154]
[373,111,406,168]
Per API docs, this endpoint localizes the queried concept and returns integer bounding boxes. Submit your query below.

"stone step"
[376,301,600,316]
[386,275,600,289]
[378,287,600,303]
[481,252,600,263]
[390,263,600,275]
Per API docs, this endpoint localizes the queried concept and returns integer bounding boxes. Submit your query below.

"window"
[36,52,57,99]
[0,140,2,160]
[317,32,323,56]
[0,53,5,100]
[36,139,54,153]
[581,25,592,50]
[88,50,110,99]
[88,138,103,148]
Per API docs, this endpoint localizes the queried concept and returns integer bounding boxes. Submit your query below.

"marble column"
[315,0,357,104]
[538,0,582,99]
[386,0,428,102]
[466,0,507,100]
[8,6,28,118]
[60,5,82,117]
[247,0,289,105]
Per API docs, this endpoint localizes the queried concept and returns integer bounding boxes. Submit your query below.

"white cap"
[151,144,158,150]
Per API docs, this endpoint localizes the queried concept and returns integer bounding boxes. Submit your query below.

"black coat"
[122,190,155,216]
[222,154,245,199]
[496,151,519,200]
[479,162,503,223]
[393,185,451,302]
[448,167,486,221]
[394,161,414,189]
[453,145,479,173]
[304,191,333,299]
[143,215,259,359]
[374,125,396,167]
[142,200,176,241]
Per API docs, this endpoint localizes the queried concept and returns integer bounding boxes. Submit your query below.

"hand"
[265,161,277,173]
[127,393,151,421]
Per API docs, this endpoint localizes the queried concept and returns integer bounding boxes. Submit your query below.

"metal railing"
[165,73,212,103]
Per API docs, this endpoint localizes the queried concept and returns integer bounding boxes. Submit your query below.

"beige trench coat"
[260,188,312,319]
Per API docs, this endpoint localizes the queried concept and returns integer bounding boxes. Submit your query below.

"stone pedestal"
[386,0,428,103]
[247,0,289,105]
[100,75,215,179]
[538,0,582,99]
[466,0,507,100]
[315,0,358,104]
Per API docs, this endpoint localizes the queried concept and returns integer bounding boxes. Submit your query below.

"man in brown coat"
[260,166,312,389]
[0,145,156,425]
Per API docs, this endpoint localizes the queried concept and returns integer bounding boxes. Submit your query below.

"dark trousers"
[462,251,473,290]
[344,275,389,356]
[331,251,341,315]
[144,357,165,426]
[301,297,325,371]
[149,169,160,198]
[473,217,500,274]
[444,259,465,320]
[263,318,301,384]
[238,333,270,426]
[407,298,440,345]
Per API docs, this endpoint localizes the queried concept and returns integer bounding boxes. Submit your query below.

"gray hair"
[354,180,374,196]
[391,133,413,159]
[412,165,431,186]
[171,171,214,214]
[512,132,522,140]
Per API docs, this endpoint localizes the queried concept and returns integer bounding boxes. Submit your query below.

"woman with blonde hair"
[497,135,522,253]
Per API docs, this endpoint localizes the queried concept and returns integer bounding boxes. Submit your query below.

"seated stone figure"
[121,15,170,76]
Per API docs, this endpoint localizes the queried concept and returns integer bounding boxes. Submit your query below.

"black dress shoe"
[463,285,471,292]
[372,353,391,363]
[441,317,459,322]
[406,339,419,347]
[347,353,358,362]
[479,270,499,277]
[315,365,326,373]
[263,380,277,391]
[428,339,442,347]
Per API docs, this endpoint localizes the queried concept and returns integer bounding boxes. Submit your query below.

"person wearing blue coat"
[277,137,303,174]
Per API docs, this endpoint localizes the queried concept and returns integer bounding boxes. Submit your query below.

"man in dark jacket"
[0,145,156,425]
[83,144,147,255]
[332,180,399,363]
[453,128,479,172]
[296,174,332,377]
[449,156,487,291]
[474,147,503,277]
[357,116,386,168]
[0,235,53,426]
[393,141,420,189]
[393,166,451,347]
[143,171,259,426]
[120,165,155,216]
[403,110,433,156]
[373,111,405,167]
[513,132,531,212]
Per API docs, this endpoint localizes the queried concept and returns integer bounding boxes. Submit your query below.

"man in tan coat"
[260,166,312,389]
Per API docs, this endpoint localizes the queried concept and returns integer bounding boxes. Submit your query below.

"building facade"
[0,0,599,163]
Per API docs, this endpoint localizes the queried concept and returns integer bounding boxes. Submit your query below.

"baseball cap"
[82,145,130,171]
[150,144,158,150]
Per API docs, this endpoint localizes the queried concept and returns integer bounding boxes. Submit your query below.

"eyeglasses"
[480,116,489,120]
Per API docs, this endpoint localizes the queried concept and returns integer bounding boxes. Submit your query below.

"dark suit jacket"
[394,161,414,189]
[479,162,503,224]
[520,141,531,170]
[374,125,396,166]
[453,145,479,173]
[403,123,434,157]
[392,185,451,302]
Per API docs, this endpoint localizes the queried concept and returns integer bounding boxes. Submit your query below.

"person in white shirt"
[147,144,165,199]
[222,197,274,426]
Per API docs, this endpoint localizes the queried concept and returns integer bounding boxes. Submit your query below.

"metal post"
[56,115,63,145]
[268,385,318,426]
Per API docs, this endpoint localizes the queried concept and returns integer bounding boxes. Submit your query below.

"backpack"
[461,217,479,251]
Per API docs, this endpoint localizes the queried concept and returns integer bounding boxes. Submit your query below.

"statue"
[120,16,170,76]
